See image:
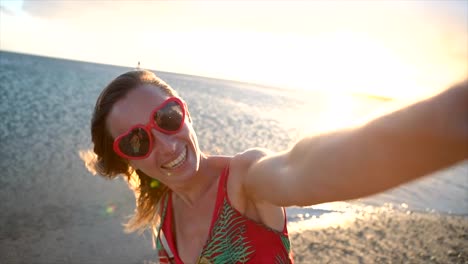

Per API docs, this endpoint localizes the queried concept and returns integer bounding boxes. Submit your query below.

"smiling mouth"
[161,147,187,170]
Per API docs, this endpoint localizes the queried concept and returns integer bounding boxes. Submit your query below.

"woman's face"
[106,84,202,186]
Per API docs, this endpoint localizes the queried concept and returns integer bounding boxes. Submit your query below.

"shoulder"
[225,148,272,204]
[228,148,274,202]
[230,147,273,171]
[228,148,286,230]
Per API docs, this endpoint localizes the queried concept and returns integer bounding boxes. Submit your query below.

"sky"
[0,0,467,99]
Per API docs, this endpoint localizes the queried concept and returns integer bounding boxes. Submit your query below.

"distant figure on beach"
[85,70,467,263]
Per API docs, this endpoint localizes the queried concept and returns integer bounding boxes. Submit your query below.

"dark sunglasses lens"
[154,101,184,131]
[118,127,150,157]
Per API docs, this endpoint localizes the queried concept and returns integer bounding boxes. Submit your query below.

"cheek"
[184,123,198,143]
[129,159,160,179]
[129,160,143,170]
[129,156,156,168]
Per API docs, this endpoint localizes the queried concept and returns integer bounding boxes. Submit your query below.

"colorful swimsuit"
[157,167,294,264]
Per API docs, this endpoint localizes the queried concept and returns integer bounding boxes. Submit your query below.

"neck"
[170,154,230,207]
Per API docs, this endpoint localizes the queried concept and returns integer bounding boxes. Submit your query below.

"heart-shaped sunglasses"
[113,97,186,160]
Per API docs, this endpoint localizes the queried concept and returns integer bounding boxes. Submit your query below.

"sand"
[290,210,468,264]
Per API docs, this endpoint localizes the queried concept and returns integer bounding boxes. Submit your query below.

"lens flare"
[150,179,160,188]
[105,204,116,215]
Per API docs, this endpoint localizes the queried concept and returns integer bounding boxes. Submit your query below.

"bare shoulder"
[228,148,286,231]
[230,147,273,171]
[227,148,272,194]
[225,148,272,210]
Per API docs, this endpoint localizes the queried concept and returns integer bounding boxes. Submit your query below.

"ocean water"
[0,50,466,236]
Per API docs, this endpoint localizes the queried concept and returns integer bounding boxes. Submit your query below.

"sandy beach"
[290,210,468,264]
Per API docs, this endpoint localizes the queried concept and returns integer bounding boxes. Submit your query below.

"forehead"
[106,84,171,137]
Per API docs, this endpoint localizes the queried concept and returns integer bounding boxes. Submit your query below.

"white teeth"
[162,148,186,169]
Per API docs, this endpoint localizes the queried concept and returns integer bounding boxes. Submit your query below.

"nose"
[150,128,177,155]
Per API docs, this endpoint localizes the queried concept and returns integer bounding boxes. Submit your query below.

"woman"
[87,70,467,263]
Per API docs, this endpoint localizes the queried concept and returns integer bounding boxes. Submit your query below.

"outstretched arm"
[244,80,468,207]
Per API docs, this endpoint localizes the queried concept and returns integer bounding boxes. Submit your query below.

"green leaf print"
[198,198,254,263]
[274,228,292,263]
[275,253,290,264]
[280,234,291,253]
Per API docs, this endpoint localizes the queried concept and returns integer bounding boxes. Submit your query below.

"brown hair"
[87,70,178,235]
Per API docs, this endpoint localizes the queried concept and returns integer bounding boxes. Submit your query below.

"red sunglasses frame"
[112,97,186,160]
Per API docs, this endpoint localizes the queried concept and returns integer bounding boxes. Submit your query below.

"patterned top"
[157,167,294,264]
